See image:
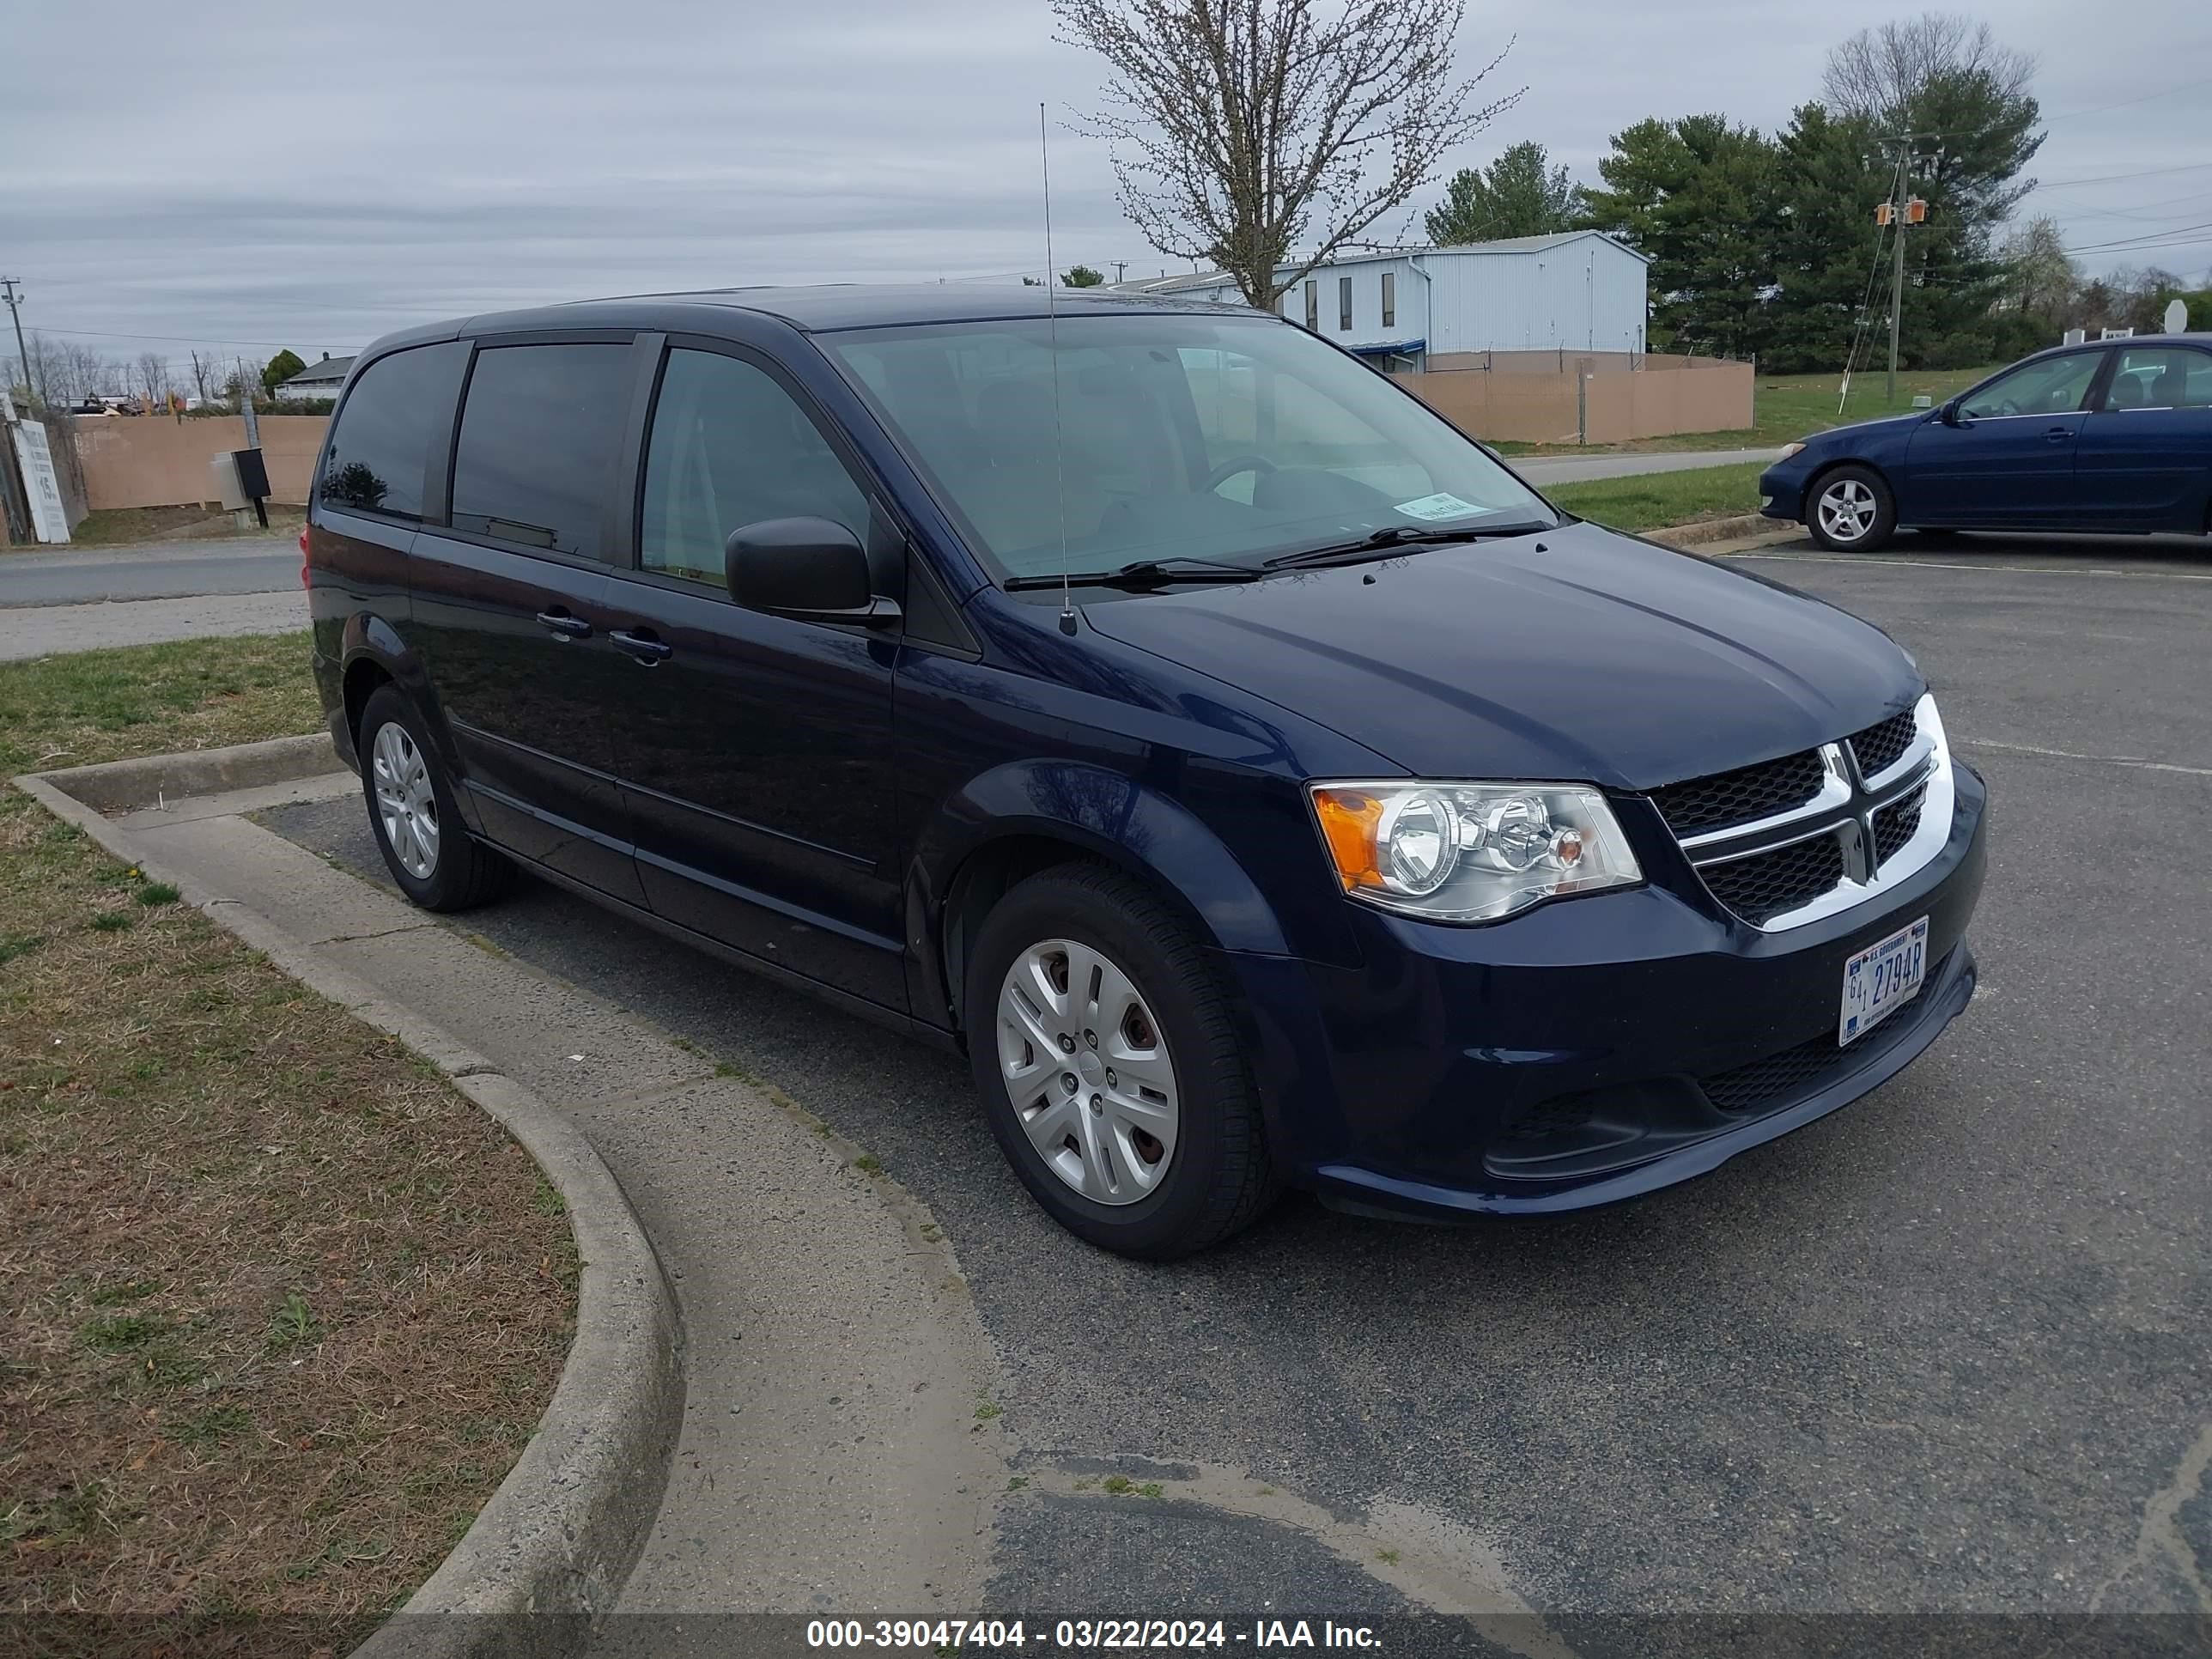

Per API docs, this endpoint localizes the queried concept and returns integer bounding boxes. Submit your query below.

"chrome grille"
[1655,693,1952,933]
[1872,790,1924,866]
[1650,750,1826,838]
[1848,709,1918,779]
[1699,835,1847,926]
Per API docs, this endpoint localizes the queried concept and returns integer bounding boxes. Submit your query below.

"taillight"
[299,526,310,587]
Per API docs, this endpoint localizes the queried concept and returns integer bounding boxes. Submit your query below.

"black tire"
[357,684,513,911]
[1804,464,1898,552]
[963,864,1278,1259]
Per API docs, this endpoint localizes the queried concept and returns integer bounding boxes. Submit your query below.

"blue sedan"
[1759,335,2212,551]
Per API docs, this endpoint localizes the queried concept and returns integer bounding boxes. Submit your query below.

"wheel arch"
[907,761,1292,1041]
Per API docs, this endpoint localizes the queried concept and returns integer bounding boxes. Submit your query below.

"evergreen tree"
[1425,142,1583,243]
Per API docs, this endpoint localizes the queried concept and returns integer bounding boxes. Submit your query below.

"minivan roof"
[590,282,1258,331]
[411,283,1262,343]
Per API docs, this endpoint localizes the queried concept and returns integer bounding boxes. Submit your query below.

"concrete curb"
[15,758,685,1659]
[39,732,341,813]
[1644,513,1787,550]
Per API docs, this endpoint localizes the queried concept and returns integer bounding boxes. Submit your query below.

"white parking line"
[1729,550,2212,580]
[1958,738,2212,778]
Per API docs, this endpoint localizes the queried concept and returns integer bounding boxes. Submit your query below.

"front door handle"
[2045,426,2071,442]
[536,609,592,641]
[610,628,673,665]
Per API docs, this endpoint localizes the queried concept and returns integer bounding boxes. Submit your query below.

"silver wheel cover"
[1817,477,1877,544]
[370,721,440,881]
[996,938,1179,1205]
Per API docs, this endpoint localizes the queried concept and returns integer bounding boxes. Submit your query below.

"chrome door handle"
[609,629,673,664]
[536,610,592,640]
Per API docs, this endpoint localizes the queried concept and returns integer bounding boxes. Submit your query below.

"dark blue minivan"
[307,286,1987,1257]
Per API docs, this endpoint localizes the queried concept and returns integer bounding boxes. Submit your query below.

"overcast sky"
[3,0,2207,366]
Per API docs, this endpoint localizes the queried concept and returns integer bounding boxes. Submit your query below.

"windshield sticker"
[1393,492,1497,522]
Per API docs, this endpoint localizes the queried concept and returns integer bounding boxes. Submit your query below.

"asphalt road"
[0,534,298,605]
[260,530,2209,1651]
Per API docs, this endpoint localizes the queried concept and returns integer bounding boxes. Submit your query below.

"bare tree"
[1823,11,2035,125]
[134,352,172,408]
[1053,0,1519,308]
[1999,215,2074,318]
[188,349,224,404]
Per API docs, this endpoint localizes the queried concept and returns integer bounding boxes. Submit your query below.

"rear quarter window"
[318,343,467,520]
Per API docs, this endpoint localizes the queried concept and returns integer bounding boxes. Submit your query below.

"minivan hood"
[1079,520,1920,791]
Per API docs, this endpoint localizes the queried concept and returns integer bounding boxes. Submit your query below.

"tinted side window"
[318,343,465,520]
[639,349,869,586]
[450,343,634,557]
[2101,347,2212,410]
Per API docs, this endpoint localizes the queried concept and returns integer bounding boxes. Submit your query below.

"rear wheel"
[1807,465,1897,552]
[964,865,1276,1258]
[359,684,512,911]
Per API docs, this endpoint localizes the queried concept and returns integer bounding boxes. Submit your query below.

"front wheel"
[1806,465,1898,552]
[965,865,1277,1259]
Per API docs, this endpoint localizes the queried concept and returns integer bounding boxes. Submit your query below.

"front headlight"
[1778,441,1807,460]
[1309,781,1642,923]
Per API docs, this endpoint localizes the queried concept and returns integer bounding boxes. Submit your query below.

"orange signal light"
[1312,787,1387,892]
[1905,198,1928,224]
[1875,203,1894,227]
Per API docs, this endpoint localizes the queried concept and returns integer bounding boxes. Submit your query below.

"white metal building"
[1115,232,1651,368]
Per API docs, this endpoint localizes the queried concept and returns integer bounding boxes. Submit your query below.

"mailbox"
[231,447,270,501]
[208,452,247,511]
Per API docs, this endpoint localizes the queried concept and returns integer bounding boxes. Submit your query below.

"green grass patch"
[0,630,319,777]
[135,881,182,907]
[41,504,307,550]
[1494,363,1998,457]
[1546,461,1770,532]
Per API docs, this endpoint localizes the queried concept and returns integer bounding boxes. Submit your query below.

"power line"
[2027,160,2212,195]
[2063,219,2212,256]
[2039,74,2212,125]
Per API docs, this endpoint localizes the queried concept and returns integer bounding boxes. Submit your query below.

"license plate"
[1839,915,1929,1046]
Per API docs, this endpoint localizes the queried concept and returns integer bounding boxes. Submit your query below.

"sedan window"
[2099,348,2212,412]
[1959,352,2102,420]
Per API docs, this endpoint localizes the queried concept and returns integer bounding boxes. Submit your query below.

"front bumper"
[1759,462,1809,522]
[1218,763,1988,1218]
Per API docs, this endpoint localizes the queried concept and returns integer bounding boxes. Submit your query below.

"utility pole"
[1,277,37,405]
[1879,137,1936,406]
[1112,261,1127,284]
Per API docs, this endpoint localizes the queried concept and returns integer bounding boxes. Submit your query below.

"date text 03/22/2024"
[805,1619,1382,1649]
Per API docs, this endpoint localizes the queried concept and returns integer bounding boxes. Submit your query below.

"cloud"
[3,0,2205,362]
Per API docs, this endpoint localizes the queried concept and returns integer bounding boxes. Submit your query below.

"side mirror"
[724,517,900,628]
[1937,399,1963,427]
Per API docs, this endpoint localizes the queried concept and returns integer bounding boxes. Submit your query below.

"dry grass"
[1,640,573,1656]
[15,506,307,551]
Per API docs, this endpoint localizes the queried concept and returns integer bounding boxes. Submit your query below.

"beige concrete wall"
[72,414,329,509]
[1393,356,1753,445]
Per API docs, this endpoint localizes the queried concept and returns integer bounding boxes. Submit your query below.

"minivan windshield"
[821,312,1555,583]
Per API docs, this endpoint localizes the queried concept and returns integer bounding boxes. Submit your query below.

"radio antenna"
[1040,101,1075,634]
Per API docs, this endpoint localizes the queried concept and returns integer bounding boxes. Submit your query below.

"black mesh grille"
[1701,1031,1848,1114]
[1872,790,1924,866]
[1849,709,1918,779]
[1700,833,1845,924]
[1497,1091,1596,1146]
[1650,750,1826,837]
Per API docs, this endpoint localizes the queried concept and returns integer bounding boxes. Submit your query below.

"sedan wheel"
[1817,478,1877,545]
[370,720,440,880]
[996,938,1179,1205]
[1806,465,1898,552]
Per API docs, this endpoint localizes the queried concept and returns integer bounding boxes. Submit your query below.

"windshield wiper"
[1003,556,1262,592]
[1264,521,1552,570]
